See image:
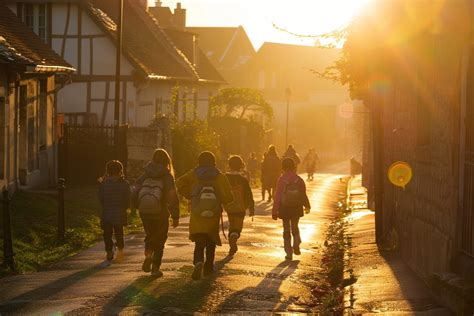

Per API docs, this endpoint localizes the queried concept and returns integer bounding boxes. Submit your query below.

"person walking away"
[132,149,180,277]
[283,145,301,170]
[302,148,320,181]
[98,160,130,262]
[261,145,281,202]
[272,158,311,260]
[225,155,255,255]
[176,151,234,280]
[246,152,258,185]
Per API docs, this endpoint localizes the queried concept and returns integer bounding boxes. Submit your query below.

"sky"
[149,0,371,49]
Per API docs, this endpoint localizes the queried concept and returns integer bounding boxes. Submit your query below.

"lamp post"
[114,0,124,126]
[285,87,292,149]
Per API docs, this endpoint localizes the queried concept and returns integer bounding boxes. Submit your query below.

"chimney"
[173,2,186,30]
[155,0,162,6]
[138,0,148,11]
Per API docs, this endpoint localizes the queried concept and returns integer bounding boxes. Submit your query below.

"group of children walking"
[98,147,310,280]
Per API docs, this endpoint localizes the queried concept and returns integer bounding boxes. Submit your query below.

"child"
[176,151,234,280]
[133,149,180,277]
[225,155,255,255]
[272,158,311,260]
[98,160,131,262]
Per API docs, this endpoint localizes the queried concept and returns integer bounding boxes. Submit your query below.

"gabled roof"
[0,3,74,72]
[164,28,225,83]
[187,26,255,69]
[85,0,224,83]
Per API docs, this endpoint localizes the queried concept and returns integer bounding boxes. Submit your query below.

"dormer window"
[18,3,49,44]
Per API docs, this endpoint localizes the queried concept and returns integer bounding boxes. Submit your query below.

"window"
[21,4,49,43]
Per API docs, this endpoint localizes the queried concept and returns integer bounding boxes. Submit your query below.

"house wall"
[0,65,57,190]
[135,81,219,126]
[363,6,472,279]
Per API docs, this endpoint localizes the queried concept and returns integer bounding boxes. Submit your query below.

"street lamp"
[114,0,124,126]
[285,87,292,149]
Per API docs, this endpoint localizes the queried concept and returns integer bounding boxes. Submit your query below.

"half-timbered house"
[0,3,74,191]
[5,0,225,127]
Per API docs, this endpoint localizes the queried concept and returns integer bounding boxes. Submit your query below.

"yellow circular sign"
[388,161,413,189]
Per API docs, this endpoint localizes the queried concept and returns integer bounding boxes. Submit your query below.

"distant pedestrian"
[283,145,301,170]
[226,155,255,255]
[302,148,320,181]
[132,149,180,277]
[261,145,281,202]
[246,152,258,185]
[272,158,311,260]
[176,151,234,280]
[98,160,131,262]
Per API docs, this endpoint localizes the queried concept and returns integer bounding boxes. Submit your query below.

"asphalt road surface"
[0,172,347,315]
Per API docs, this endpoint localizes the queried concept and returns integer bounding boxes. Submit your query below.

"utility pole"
[285,87,292,149]
[371,99,384,244]
[114,0,123,126]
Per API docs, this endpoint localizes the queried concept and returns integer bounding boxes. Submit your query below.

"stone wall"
[363,21,471,279]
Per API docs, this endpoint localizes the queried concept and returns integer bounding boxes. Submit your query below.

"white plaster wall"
[52,4,69,35]
[81,13,103,35]
[81,38,91,75]
[92,37,134,76]
[64,38,78,69]
[57,82,88,113]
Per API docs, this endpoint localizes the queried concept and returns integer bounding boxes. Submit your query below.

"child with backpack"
[272,158,311,260]
[176,151,234,280]
[225,155,255,255]
[133,149,180,277]
[98,160,131,262]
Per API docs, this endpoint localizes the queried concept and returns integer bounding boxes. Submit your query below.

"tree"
[210,88,273,121]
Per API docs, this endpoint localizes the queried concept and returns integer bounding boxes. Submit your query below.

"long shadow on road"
[0,262,108,313]
[99,255,235,314]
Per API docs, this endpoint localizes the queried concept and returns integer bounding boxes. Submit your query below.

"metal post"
[372,104,384,244]
[58,178,66,240]
[114,0,124,126]
[285,87,292,149]
[2,188,15,271]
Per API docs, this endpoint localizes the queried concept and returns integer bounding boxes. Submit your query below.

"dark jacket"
[98,177,131,226]
[133,161,180,220]
[226,172,255,216]
[261,152,281,189]
[272,171,310,219]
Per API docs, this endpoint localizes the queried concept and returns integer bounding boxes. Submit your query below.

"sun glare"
[158,0,373,48]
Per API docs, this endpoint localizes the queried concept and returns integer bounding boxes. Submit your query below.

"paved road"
[0,173,347,315]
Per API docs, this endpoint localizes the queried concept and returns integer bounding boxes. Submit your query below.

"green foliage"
[0,186,102,276]
[210,87,273,122]
[170,120,220,176]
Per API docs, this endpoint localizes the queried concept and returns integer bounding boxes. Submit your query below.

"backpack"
[281,179,303,209]
[191,181,220,218]
[138,178,164,215]
[230,180,246,213]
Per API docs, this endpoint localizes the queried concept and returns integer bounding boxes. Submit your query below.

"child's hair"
[198,151,216,167]
[153,148,174,176]
[105,160,124,179]
[228,155,243,171]
[282,158,296,172]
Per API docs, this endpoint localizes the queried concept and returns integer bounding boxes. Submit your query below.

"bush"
[171,120,220,176]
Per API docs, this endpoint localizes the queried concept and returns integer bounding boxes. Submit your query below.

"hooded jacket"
[134,161,180,220]
[98,177,130,226]
[176,166,234,245]
[272,171,310,219]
